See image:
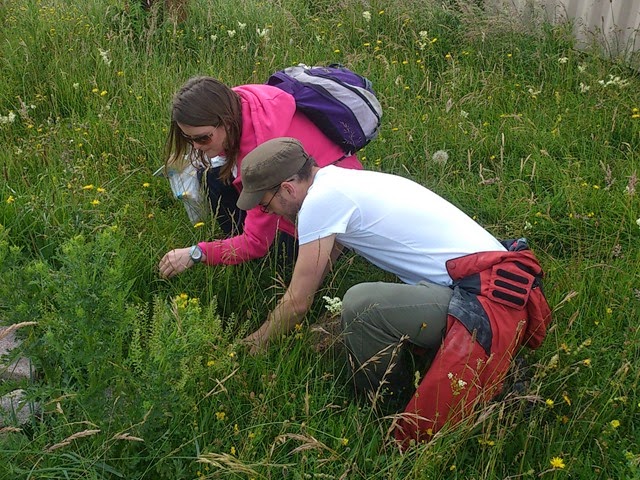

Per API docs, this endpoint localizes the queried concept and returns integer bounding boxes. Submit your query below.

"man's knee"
[341,283,378,329]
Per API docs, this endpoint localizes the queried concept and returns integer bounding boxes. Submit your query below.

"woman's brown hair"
[164,76,243,183]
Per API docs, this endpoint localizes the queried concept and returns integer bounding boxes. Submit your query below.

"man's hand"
[159,247,194,279]
[241,329,269,355]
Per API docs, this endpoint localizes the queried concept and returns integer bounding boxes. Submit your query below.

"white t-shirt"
[297,166,506,286]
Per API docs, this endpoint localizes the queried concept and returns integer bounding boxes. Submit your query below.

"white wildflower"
[73,82,79,89]
[210,34,218,42]
[98,48,111,66]
[528,87,542,97]
[227,30,236,38]
[256,27,269,39]
[447,372,454,380]
[457,379,467,389]
[558,56,568,64]
[417,31,430,50]
[636,218,640,228]
[322,296,343,316]
[432,150,449,164]
[362,11,371,22]
[599,74,629,88]
[524,221,532,231]
[0,111,16,124]
[577,64,587,73]
[237,22,246,30]
[460,110,469,119]
[579,82,590,93]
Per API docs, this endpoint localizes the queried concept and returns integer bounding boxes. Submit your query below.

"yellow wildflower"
[341,437,349,446]
[194,222,205,228]
[610,419,620,429]
[82,184,94,190]
[142,182,150,188]
[6,195,15,204]
[545,399,554,408]
[550,457,565,469]
[91,199,100,206]
[215,411,226,421]
[230,446,236,455]
[478,438,495,446]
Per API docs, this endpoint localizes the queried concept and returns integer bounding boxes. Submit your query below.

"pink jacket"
[198,84,363,265]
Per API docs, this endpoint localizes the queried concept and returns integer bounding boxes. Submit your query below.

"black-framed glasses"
[180,130,215,146]
[259,185,281,214]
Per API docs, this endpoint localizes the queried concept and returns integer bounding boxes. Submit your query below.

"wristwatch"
[189,245,203,264]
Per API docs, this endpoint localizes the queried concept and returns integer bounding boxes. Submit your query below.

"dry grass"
[0,322,37,341]
[45,429,101,452]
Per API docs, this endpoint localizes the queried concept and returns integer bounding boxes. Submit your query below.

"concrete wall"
[485,0,640,68]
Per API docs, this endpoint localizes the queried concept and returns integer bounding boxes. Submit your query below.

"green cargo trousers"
[341,281,453,406]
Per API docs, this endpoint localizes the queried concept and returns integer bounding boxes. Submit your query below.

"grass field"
[1,0,639,478]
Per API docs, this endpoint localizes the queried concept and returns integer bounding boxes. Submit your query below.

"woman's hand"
[159,247,194,279]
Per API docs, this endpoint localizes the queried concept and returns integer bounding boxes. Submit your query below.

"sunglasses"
[180,130,215,146]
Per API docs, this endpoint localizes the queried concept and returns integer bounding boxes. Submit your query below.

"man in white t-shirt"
[235,137,513,403]
[238,138,553,444]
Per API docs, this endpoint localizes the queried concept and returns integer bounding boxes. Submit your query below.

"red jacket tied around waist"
[395,246,552,448]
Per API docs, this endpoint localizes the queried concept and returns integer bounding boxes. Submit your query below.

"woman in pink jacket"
[159,76,362,278]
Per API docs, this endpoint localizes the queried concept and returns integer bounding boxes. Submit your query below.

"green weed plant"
[1,0,639,478]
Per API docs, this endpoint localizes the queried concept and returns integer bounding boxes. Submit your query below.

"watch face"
[190,246,202,262]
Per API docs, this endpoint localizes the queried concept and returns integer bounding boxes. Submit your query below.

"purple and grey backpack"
[266,64,383,156]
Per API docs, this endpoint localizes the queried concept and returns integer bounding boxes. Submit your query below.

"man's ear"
[280,180,296,198]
